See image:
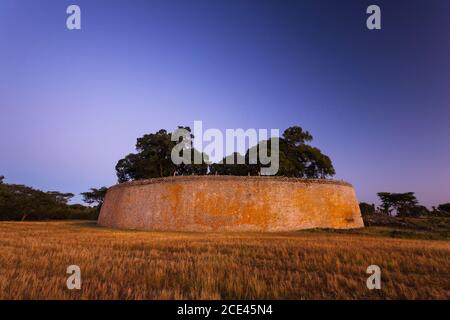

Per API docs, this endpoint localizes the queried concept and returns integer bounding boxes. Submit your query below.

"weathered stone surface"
[98,176,364,232]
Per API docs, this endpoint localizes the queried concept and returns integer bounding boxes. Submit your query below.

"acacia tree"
[81,187,108,210]
[377,192,419,216]
[377,192,395,215]
[0,182,74,221]
[46,191,74,205]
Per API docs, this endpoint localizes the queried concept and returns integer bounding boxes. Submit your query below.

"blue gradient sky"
[0,0,449,206]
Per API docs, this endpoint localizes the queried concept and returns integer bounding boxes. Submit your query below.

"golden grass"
[0,221,448,300]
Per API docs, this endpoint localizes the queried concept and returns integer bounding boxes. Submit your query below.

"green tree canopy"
[0,180,91,221]
[46,191,74,205]
[210,152,249,176]
[116,125,335,181]
[116,127,209,182]
[359,202,376,216]
[377,192,419,216]
[225,126,335,178]
[438,203,450,214]
[81,187,108,209]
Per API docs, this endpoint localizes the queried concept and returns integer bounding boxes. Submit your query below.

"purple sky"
[0,0,449,207]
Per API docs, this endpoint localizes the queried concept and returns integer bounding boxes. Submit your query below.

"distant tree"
[0,183,72,221]
[0,176,4,184]
[81,187,108,210]
[377,192,394,215]
[69,204,87,210]
[438,203,450,214]
[359,202,376,216]
[0,178,97,221]
[377,192,419,216]
[392,193,418,217]
[1,184,40,221]
[46,191,74,205]
[397,205,429,217]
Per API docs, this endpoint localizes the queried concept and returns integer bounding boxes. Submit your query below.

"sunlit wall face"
[0,0,449,206]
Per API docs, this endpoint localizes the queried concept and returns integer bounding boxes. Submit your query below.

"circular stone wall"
[98,176,363,232]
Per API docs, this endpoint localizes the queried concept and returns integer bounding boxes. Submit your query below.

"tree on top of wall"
[115,127,209,182]
[236,126,335,178]
[115,125,335,182]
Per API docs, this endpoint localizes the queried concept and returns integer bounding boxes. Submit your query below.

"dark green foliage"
[359,202,375,216]
[282,126,313,146]
[377,192,420,216]
[212,126,334,178]
[277,132,335,178]
[47,191,75,205]
[429,203,450,217]
[81,187,108,210]
[116,127,209,182]
[209,152,249,176]
[361,213,450,240]
[242,126,335,178]
[116,129,174,182]
[377,192,393,215]
[397,205,430,217]
[438,203,450,213]
[0,179,97,221]
[116,125,335,181]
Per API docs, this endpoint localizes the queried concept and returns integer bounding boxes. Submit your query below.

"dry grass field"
[0,221,449,300]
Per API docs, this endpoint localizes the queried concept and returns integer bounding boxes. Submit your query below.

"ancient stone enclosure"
[98,176,363,232]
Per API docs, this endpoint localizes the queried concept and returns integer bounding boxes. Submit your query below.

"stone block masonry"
[98,176,364,232]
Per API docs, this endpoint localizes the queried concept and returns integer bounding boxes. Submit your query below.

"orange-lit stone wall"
[98,176,364,232]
